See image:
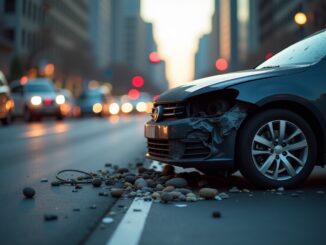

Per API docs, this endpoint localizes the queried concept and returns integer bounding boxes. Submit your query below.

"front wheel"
[238,109,317,188]
[1,111,12,126]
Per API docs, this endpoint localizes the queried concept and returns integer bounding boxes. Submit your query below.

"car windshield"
[257,30,326,69]
[25,82,55,92]
[80,91,103,100]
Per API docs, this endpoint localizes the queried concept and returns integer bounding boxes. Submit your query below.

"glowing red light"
[128,89,140,100]
[20,76,28,85]
[149,52,161,64]
[265,52,273,60]
[132,76,144,88]
[153,95,160,101]
[44,97,52,105]
[215,58,228,71]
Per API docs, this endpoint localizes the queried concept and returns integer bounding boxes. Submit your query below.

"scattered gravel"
[229,186,240,193]
[23,187,35,198]
[134,178,147,189]
[92,179,102,187]
[212,211,221,218]
[44,214,58,221]
[160,192,173,203]
[199,188,218,199]
[111,188,124,198]
[165,177,188,188]
[163,186,175,192]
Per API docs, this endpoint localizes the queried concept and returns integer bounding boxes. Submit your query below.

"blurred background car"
[57,88,78,118]
[77,88,109,117]
[118,92,153,115]
[10,77,64,122]
[0,70,14,125]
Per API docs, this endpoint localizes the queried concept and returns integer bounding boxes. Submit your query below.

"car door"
[11,85,25,116]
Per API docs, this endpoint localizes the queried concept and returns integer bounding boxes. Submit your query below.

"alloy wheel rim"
[251,120,308,181]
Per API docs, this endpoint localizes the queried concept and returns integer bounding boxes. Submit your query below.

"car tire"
[238,109,317,189]
[1,111,12,126]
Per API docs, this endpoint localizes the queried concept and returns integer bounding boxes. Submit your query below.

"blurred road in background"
[0,115,147,245]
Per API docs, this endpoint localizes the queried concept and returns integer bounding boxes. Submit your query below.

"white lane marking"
[107,198,152,245]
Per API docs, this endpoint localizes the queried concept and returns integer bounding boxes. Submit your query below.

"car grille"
[152,102,186,120]
[147,139,210,160]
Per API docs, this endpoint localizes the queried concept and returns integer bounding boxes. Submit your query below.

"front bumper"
[144,118,236,169]
[28,105,61,116]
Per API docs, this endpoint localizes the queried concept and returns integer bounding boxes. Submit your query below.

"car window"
[257,30,326,69]
[25,83,55,93]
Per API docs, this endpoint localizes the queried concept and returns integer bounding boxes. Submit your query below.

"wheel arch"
[235,95,326,165]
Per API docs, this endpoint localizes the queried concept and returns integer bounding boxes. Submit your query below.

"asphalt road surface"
[1,115,326,245]
[0,115,147,245]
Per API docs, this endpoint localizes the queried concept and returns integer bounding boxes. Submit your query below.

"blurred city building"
[0,0,168,97]
[195,0,326,79]
[0,0,91,96]
[89,0,112,69]
[109,0,168,94]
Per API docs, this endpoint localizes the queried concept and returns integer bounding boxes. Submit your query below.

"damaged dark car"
[145,29,326,188]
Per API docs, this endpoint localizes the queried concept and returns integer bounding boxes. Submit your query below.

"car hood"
[156,66,309,103]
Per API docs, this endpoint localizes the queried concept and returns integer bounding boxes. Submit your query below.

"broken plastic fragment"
[102,217,114,224]
[174,204,187,208]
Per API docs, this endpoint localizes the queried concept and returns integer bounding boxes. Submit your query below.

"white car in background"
[10,78,65,122]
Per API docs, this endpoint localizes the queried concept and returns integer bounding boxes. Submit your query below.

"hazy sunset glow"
[141,0,214,88]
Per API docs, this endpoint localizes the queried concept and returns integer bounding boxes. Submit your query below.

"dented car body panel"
[145,30,326,169]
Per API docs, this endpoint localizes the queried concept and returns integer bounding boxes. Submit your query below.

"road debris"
[199,188,218,199]
[165,177,188,188]
[212,211,222,218]
[92,178,102,187]
[174,204,187,208]
[73,208,80,212]
[102,217,114,224]
[111,188,124,198]
[229,186,240,193]
[89,204,97,209]
[44,214,58,221]
[23,187,35,198]
[277,187,285,192]
[40,178,48,183]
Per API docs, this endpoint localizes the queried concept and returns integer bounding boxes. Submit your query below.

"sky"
[141,0,214,88]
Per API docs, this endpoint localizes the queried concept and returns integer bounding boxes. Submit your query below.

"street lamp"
[294,12,307,26]
[294,12,307,39]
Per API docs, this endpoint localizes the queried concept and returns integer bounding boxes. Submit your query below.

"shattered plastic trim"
[188,103,247,158]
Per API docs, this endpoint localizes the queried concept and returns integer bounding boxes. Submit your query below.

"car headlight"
[30,96,42,106]
[56,95,65,105]
[92,103,103,113]
[136,102,147,112]
[121,102,133,113]
[109,103,120,115]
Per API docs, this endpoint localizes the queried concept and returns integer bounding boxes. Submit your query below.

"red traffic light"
[265,52,273,60]
[132,76,144,88]
[215,58,228,71]
[149,52,161,64]
[128,89,140,100]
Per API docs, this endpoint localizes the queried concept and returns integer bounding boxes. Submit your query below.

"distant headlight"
[121,102,133,113]
[56,95,65,105]
[92,103,103,113]
[30,96,42,106]
[109,103,120,115]
[136,102,148,112]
